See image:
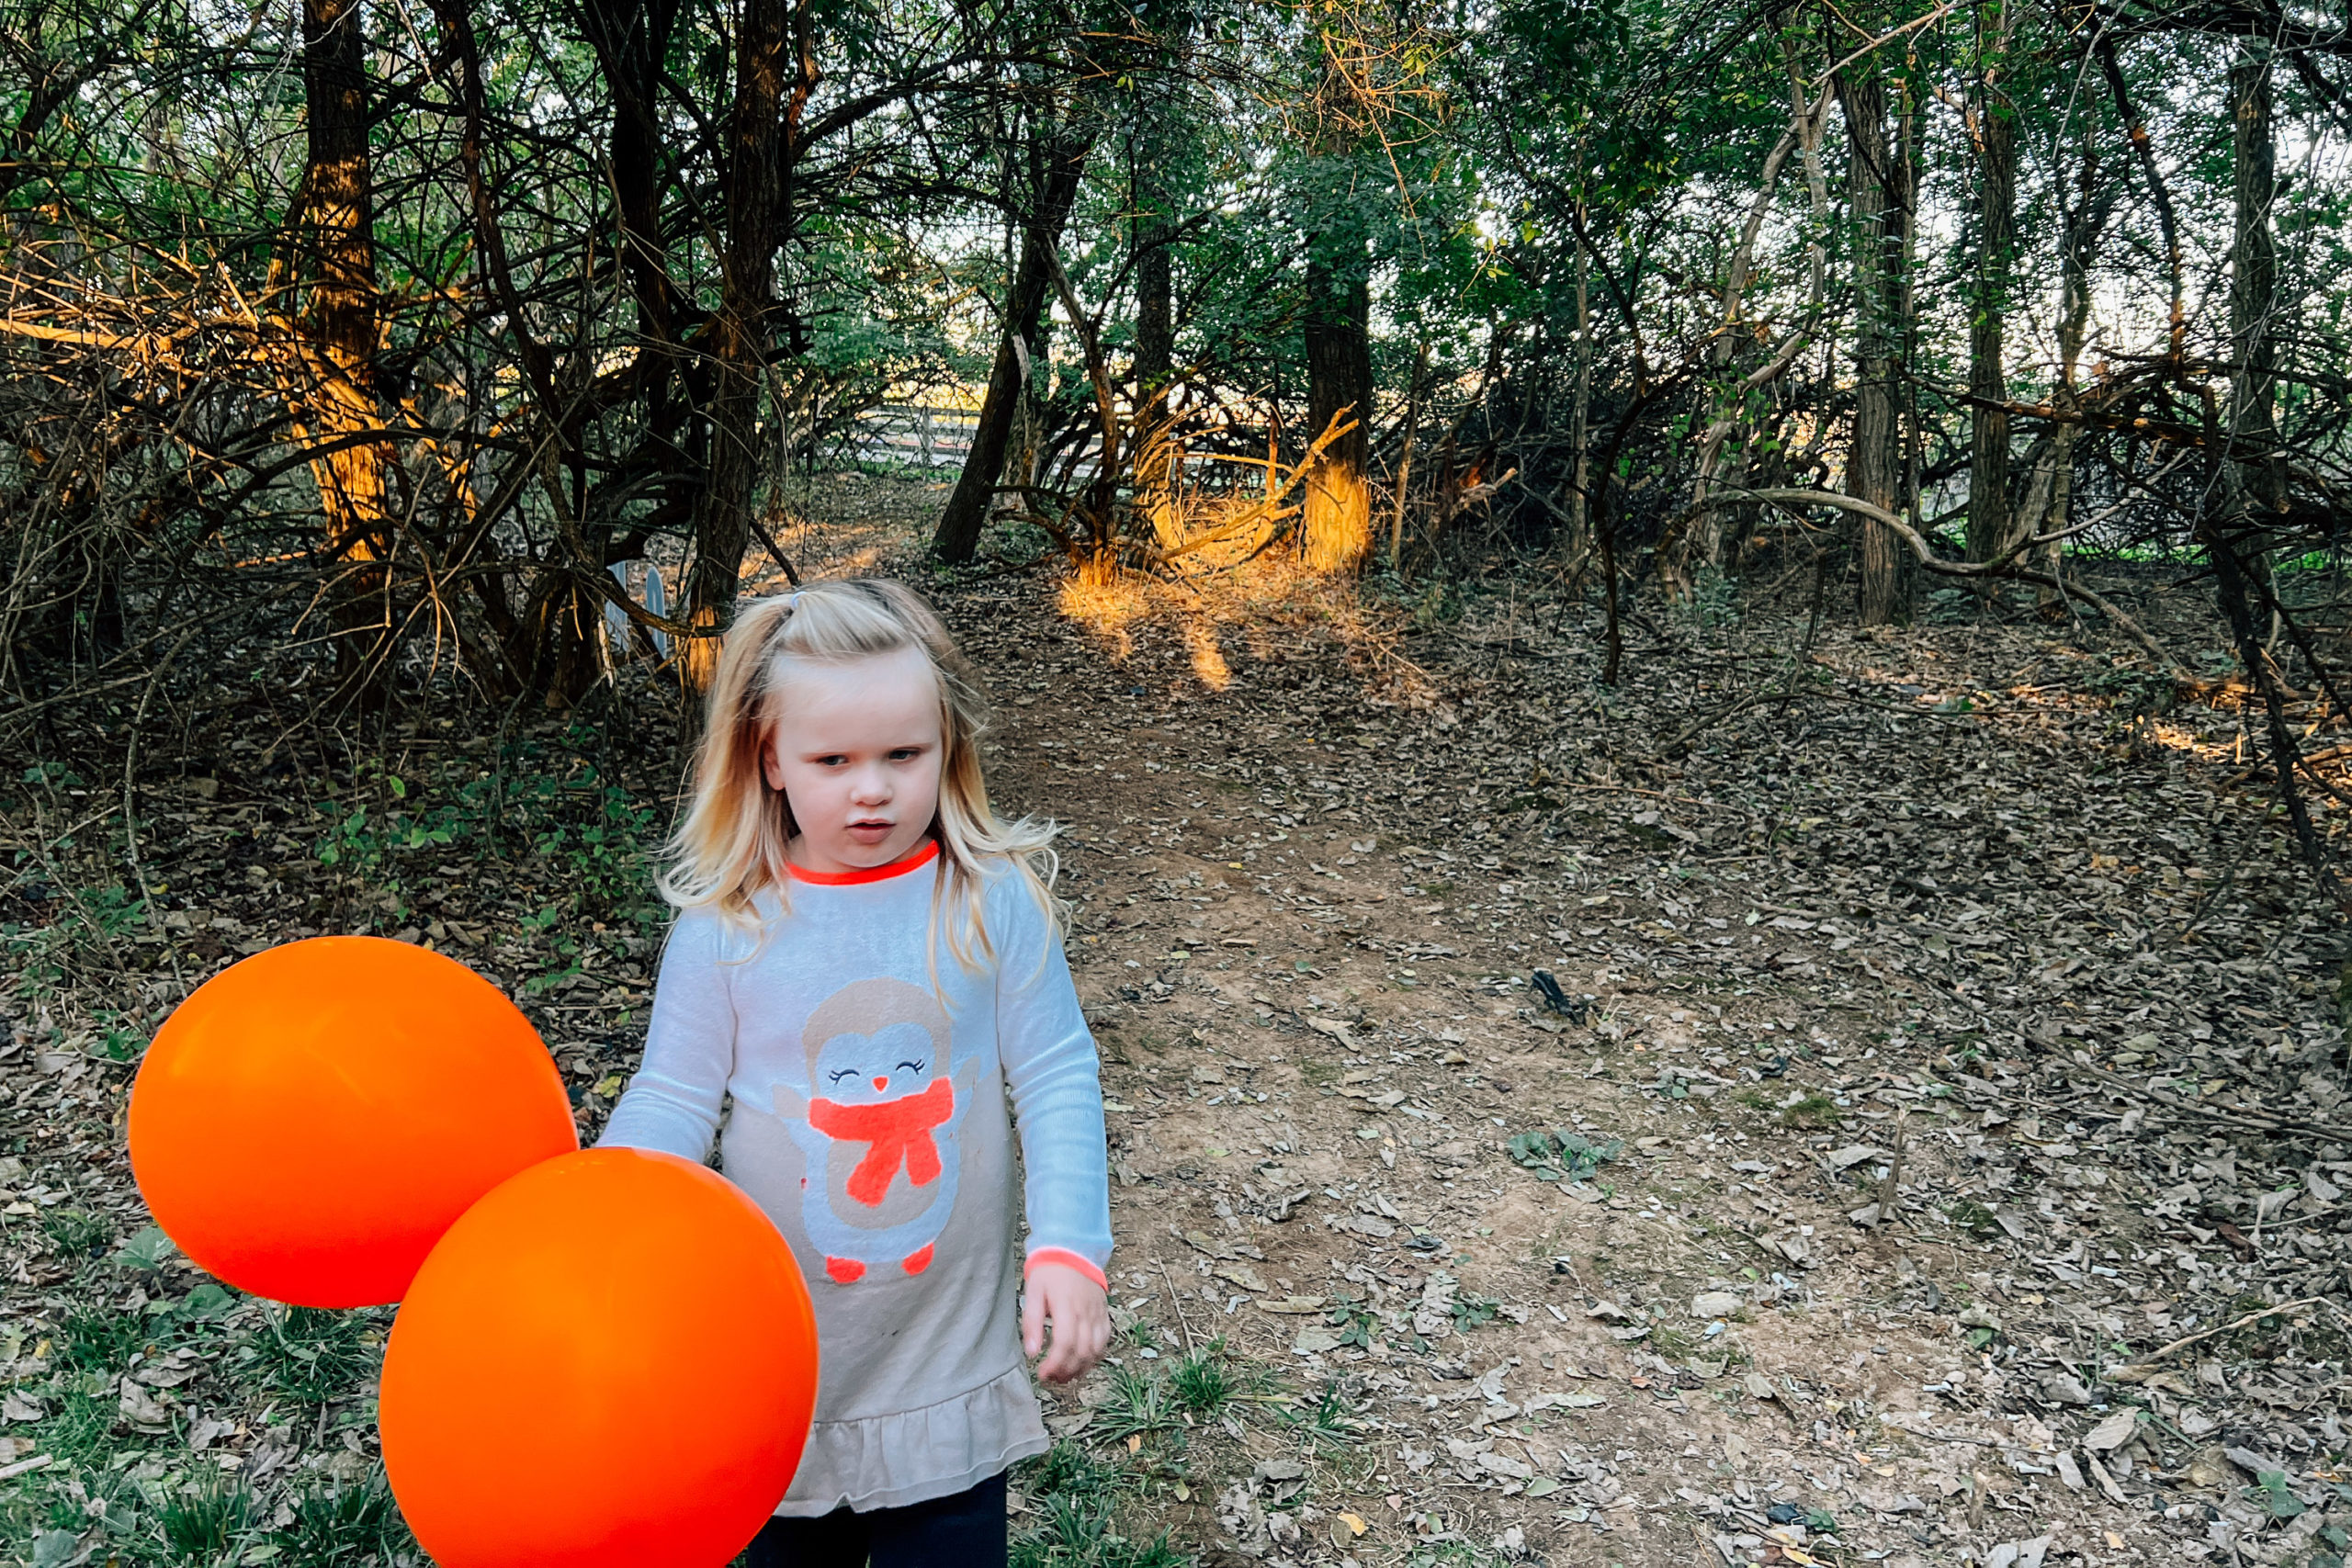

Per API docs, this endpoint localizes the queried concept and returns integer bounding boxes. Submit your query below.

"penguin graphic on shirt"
[774,977,978,1284]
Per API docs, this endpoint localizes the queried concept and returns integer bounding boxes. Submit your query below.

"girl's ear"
[760,728,787,793]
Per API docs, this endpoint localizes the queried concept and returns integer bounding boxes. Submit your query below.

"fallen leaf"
[2083,1408,2138,1451]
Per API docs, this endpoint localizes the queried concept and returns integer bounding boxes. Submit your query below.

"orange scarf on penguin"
[808,1078,956,1207]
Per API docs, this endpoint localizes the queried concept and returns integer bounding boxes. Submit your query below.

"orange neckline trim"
[786,837,940,886]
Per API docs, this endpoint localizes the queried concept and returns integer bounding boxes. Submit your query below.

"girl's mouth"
[847,819,894,841]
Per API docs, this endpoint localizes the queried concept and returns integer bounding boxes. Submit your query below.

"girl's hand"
[1022,1263,1110,1384]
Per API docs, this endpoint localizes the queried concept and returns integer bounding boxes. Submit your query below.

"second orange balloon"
[379,1148,820,1568]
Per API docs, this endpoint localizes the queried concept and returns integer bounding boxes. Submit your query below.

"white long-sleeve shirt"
[599,840,1111,1515]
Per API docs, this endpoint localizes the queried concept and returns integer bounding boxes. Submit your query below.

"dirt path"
[937,546,2352,1568]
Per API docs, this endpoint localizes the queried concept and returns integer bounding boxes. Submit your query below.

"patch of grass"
[1944,1200,2000,1239]
[1169,1346,1235,1417]
[305,738,667,934]
[269,1474,406,1562]
[1777,1091,1842,1128]
[1298,1059,1341,1087]
[1013,1498,1191,1568]
[59,1305,149,1371]
[1094,1364,1170,1438]
[33,1385,121,1463]
[156,1474,253,1562]
[40,1208,112,1258]
[1010,1443,1191,1568]
[1289,1377,1368,1448]
[237,1306,377,1404]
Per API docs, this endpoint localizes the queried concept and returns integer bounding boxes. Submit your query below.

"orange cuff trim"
[787,838,939,886]
[1023,1247,1107,1291]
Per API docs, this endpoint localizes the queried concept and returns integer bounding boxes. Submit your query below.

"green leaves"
[1449,1292,1500,1333]
[1507,1127,1623,1182]
[2255,1468,2306,1520]
[109,1224,174,1274]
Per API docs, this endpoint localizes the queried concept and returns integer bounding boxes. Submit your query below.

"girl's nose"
[872,1076,889,1093]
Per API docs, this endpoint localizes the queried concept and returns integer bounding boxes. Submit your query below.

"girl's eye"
[889,748,922,761]
[827,1068,859,1084]
[894,1059,925,1075]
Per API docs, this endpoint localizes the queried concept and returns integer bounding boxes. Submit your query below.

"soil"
[4,474,2349,1568]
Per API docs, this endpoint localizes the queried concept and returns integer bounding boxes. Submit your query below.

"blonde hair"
[662,580,1058,968]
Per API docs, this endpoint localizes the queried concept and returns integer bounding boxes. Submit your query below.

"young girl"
[599,580,1112,1566]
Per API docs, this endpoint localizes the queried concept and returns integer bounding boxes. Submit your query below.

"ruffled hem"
[775,1362,1048,1517]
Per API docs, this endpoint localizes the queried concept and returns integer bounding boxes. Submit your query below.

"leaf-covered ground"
[5,474,2350,1568]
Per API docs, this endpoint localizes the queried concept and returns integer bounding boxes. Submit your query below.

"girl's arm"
[597,909,737,1161]
[992,874,1114,1382]
[991,876,1114,1287]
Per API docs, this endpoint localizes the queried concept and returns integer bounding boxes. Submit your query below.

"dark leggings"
[742,1472,1007,1568]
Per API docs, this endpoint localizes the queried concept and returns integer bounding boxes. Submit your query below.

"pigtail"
[659,595,801,928]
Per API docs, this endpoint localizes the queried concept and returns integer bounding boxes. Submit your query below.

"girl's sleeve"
[597,909,736,1163]
[992,876,1113,1289]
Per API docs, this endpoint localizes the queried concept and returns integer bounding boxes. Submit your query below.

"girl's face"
[763,645,945,876]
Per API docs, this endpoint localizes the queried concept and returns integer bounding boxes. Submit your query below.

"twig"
[2073,1064,2352,1143]
[1158,1258,1197,1356]
[1657,666,1803,758]
[1562,781,1753,818]
[1872,1421,2006,1449]
[2106,1296,2337,1381]
[122,621,206,995]
[1866,1111,1907,1229]
[1689,487,2189,674]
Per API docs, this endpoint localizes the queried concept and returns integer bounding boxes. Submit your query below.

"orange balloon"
[379,1148,818,1568]
[129,936,578,1307]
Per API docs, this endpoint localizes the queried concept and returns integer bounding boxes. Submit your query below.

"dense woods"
[3,0,2349,836]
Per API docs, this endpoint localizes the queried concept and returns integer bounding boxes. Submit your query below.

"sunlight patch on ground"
[1183,620,1232,690]
[1048,492,1432,703]
[1055,573,1146,660]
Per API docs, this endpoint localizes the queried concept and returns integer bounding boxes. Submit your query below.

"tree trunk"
[583,0,684,343]
[1133,175,1173,391]
[1132,142,1178,548]
[681,0,808,698]
[1566,231,1590,559]
[1836,58,1911,626]
[300,0,391,685]
[2230,42,2281,523]
[932,129,1090,564]
[1008,310,1050,501]
[1135,233,1172,388]
[1965,28,2016,564]
[2004,132,2107,607]
[1134,223,1180,550]
[1302,244,1372,572]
